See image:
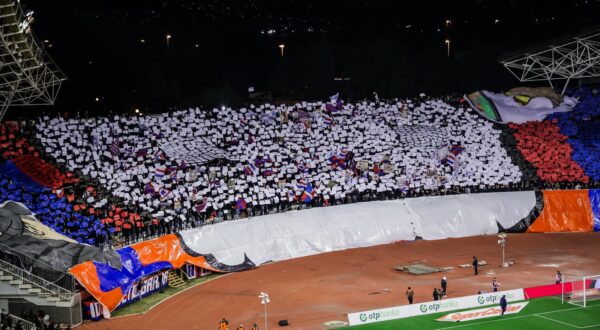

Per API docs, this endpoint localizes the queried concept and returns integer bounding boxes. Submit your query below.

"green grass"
[345,297,600,329]
[111,274,223,317]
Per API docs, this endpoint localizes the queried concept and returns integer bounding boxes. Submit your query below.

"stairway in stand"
[0,269,72,307]
[168,270,185,288]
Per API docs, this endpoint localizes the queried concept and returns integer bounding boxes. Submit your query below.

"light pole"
[445,39,451,58]
[166,34,172,48]
[279,44,285,57]
[498,234,507,267]
[259,292,270,330]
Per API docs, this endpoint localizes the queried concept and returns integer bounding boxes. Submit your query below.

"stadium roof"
[500,26,600,95]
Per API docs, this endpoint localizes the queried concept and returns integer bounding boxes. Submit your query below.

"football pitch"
[345,297,600,329]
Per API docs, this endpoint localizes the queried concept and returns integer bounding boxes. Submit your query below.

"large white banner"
[180,192,536,266]
[347,289,524,325]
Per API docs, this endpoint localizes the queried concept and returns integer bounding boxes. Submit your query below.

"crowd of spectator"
[0,90,598,247]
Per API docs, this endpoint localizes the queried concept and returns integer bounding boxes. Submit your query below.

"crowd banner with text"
[116,271,169,308]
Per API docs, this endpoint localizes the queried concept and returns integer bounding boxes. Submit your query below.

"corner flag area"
[345,297,600,329]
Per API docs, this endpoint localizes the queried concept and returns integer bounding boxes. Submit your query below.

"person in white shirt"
[492,278,500,292]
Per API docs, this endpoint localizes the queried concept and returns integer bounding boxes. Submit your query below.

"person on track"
[473,256,478,275]
[251,323,258,330]
[219,318,229,330]
[237,324,244,330]
[492,278,500,292]
[499,295,507,316]
[433,288,440,301]
[556,270,563,284]
[441,276,447,296]
[406,286,415,304]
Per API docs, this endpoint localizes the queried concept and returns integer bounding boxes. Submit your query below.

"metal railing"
[3,314,36,330]
[0,258,73,301]
[0,244,76,293]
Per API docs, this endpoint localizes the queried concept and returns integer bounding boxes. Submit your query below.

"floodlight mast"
[500,31,600,97]
[498,233,507,267]
[259,292,270,330]
[0,0,66,122]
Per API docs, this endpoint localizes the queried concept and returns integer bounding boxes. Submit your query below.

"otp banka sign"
[358,309,401,323]
[419,300,459,313]
[347,289,525,326]
[477,290,518,305]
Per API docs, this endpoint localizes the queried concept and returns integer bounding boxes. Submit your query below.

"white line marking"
[536,314,579,328]
[434,303,600,330]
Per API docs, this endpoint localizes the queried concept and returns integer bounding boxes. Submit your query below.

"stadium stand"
[33,97,521,235]
[0,123,148,246]
[2,89,600,322]
[509,119,589,183]
[550,88,600,181]
[11,154,79,189]
[1,89,599,247]
[0,161,105,245]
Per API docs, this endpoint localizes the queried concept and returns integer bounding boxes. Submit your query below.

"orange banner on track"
[132,234,222,272]
[528,190,594,232]
[69,234,223,313]
[70,262,124,314]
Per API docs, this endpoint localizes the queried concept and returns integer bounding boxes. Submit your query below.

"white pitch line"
[535,314,580,328]
[434,303,600,330]
[434,314,538,330]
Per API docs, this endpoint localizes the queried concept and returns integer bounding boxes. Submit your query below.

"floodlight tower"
[0,0,66,122]
[259,292,270,330]
[498,233,507,267]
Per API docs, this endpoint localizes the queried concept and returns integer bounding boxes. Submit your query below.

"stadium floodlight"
[166,34,172,48]
[0,0,66,122]
[258,292,270,330]
[500,30,600,96]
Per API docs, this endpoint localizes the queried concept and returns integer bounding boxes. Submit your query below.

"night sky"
[13,0,600,118]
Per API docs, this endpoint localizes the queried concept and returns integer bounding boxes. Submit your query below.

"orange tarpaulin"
[69,234,222,313]
[69,262,124,314]
[528,190,594,232]
[132,234,220,272]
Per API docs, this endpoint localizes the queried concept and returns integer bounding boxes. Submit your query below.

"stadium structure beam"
[501,31,600,96]
[0,0,65,122]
